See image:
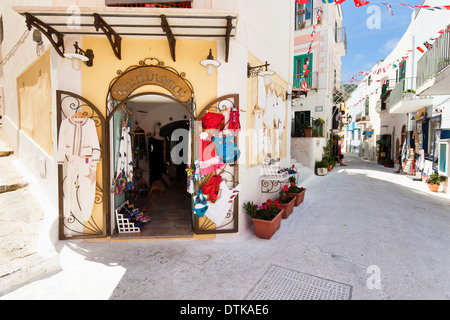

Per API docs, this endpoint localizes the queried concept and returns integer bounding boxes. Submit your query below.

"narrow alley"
[2,154,450,301]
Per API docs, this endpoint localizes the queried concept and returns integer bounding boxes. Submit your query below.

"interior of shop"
[112,95,194,239]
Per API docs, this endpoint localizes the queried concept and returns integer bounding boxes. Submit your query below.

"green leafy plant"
[244,200,281,221]
[403,89,416,94]
[426,173,447,185]
[315,160,327,168]
[284,182,305,194]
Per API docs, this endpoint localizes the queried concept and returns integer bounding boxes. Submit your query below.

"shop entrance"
[56,58,240,240]
[111,94,194,239]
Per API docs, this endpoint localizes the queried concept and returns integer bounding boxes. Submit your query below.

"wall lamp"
[200,49,221,76]
[247,61,275,85]
[64,42,94,70]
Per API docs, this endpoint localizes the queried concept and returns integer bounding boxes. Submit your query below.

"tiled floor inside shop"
[114,177,194,239]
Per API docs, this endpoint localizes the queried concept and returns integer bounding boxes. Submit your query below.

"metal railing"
[389,77,417,108]
[295,7,322,31]
[417,24,450,89]
[334,27,347,53]
[292,116,324,138]
[293,72,318,90]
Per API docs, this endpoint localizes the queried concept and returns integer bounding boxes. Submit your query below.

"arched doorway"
[56,58,240,240]
[105,59,196,238]
[109,94,194,238]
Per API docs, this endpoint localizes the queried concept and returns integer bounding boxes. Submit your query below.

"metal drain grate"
[246,265,352,300]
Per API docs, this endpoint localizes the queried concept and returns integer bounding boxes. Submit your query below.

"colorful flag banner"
[354,0,370,7]
[381,2,394,15]
[296,0,309,5]
[417,46,425,53]
[423,41,433,50]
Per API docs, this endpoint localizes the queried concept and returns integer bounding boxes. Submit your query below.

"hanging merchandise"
[197,132,224,176]
[202,112,225,131]
[201,174,222,203]
[57,116,101,222]
[112,116,134,193]
[228,107,241,131]
[193,189,208,217]
[204,181,241,226]
[212,135,241,164]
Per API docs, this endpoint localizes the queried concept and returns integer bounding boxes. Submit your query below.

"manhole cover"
[246,265,352,300]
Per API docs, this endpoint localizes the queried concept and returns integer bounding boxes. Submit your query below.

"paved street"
[1,154,450,300]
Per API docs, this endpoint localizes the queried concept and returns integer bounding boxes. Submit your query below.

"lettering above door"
[110,66,193,103]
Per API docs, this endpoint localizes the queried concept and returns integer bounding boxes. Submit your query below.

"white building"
[345,0,450,192]
[290,1,346,169]
[0,0,296,242]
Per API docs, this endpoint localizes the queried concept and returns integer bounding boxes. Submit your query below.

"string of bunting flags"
[347,25,449,85]
[297,0,450,13]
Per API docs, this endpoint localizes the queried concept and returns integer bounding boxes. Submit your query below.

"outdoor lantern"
[200,49,221,76]
[247,61,276,85]
[64,42,94,71]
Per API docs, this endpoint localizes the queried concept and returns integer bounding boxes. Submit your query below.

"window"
[293,54,313,89]
[365,97,369,116]
[295,0,314,30]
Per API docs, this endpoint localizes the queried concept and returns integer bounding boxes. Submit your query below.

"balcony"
[334,27,347,56]
[416,24,450,96]
[389,77,433,114]
[295,7,322,31]
[293,72,318,91]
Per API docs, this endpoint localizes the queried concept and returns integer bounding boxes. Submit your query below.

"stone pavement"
[0,137,59,295]
[1,146,450,300]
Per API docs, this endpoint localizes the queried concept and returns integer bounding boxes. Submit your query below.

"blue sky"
[340,1,422,81]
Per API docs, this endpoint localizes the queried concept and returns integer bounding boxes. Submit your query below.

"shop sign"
[110,66,192,103]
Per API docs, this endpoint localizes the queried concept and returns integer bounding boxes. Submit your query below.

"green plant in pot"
[244,200,283,239]
[315,160,327,176]
[278,185,295,219]
[285,182,307,207]
[426,173,447,192]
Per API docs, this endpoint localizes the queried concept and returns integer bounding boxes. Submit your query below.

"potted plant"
[244,200,283,239]
[315,160,327,176]
[403,89,416,99]
[285,182,307,206]
[303,122,312,137]
[426,173,447,192]
[278,185,296,219]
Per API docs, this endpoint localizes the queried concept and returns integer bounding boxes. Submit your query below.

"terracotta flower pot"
[278,196,295,219]
[251,209,283,239]
[304,129,312,137]
[287,189,306,206]
[427,183,440,192]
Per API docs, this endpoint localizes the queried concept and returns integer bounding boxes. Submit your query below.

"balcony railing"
[417,24,450,89]
[293,72,318,90]
[295,7,322,31]
[334,27,347,54]
[292,116,324,138]
[389,77,416,108]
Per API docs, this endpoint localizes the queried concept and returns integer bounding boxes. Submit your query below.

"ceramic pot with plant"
[426,173,447,192]
[244,201,283,239]
[285,182,306,206]
[315,160,327,176]
[278,185,295,219]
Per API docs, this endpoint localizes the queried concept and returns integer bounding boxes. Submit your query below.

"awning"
[14,6,237,62]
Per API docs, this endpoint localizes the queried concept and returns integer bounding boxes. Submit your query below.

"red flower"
[282,185,289,192]
[267,199,273,204]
